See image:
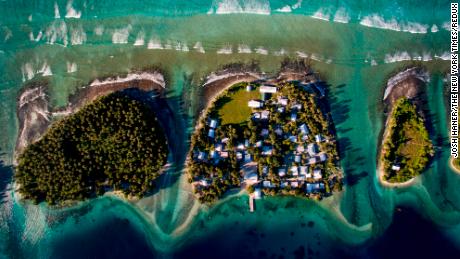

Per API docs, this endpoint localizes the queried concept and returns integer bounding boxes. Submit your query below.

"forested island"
[381,98,433,182]
[188,76,342,204]
[15,92,168,205]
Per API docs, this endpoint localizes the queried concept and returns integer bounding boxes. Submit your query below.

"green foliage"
[382,98,433,183]
[15,92,168,204]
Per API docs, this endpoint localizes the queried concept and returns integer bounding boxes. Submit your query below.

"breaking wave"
[333,8,350,24]
[193,42,205,53]
[147,38,163,49]
[134,31,145,46]
[70,25,86,45]
[208,0,271,15]
[65,0,82,19]
[237,44,252,53]
[54,2,61,19]
[44,20,68,46]
[217,45,233,54]
[360,14,429,34]
[255,47,268,55]
[311,8,330,21]
[112,25,131,44]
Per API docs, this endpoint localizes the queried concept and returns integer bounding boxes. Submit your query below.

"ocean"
[0,0,459,258]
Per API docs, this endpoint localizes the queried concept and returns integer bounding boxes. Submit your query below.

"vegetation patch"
[381,98,434,182]
[15,92,168,204]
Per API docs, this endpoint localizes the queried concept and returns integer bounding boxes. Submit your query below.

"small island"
[15,92,169,205]
[379,67,434,184]
[188,75,342,204]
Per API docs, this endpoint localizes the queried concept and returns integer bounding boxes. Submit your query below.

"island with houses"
[188,73,343,204]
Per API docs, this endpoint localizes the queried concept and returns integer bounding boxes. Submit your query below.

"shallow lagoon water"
[0,0,459,258]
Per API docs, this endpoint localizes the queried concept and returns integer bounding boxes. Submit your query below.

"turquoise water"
[0,0,458,258]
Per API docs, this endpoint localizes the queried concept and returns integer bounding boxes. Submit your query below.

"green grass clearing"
[216,83,260,125]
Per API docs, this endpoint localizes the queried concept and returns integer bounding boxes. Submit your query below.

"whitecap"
[94,25,104,36]
[66,62,77,73]
[333,8,350,24]
[193,42,205,53]
[442,22,451,31]
[291,0,302,10]
[435,52,450,60]
[371,59,378,66]
[238,44,252,53]
[296,51,308,58]
[217,45,233,54]
[21,63,35,81]
[112,25,131,44]
[133,31,145,46]
[209,0,271,15]
[164,40,173,49]
[38,61,53,76]
[28,15,33,22]
[65,0,82,19]
[148,39,163,49]
[384,51,411,63]
[431,25,439,33]
[70,25,86,45]
[54,2,61,19]
[276,6,292,13]
[45,20,68,46]
[255,47,268,55]
[311,8,330,21]
[274,48,287,56]
[360,14,428,33]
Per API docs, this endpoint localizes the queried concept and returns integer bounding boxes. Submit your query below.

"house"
[392,164,401,171]
[248,100,264,108]
[275,127,283,136]
[294,155,301,163]
[308,157,318,165]
[200,179,210,186]
[210,150,218,159]
[313,169,322,180]
[261,128,269,137]
[305,171,312,178]
[278,97,288,106]
[315,134,323,143]
[244,139,250,147]
[262,146,273,155]
[299,124,310,135]
[296,144,305,153]
[256,140,263,147]
[237,143,245,150]
[252,112,261,120]
[288,135,297,142]
[278,168,286,177]
[222,137,229,143]
[261,110,270,120]
[244,172,258,182]
[300,166,308,176]
[280,181,289,188]
[260,85,277,93]
[215,143,223,152]
[262,166,269,175]
[307,143,319,156]
[277,106,285,113]
[209,119,218,129]
[306,183,313,193]
[291,112,297,122]
[291,181,299,188]
[262,180,272,188]
[290,166,299,176]
[292,103,302,110]
[236,152,243,160]
[197,151,207,161]
[220,151,229,158]
[254,188,262,199]
[246,84,254,91]
[208,129,215,138]
[244,153,253,163]
[319,153,327,162]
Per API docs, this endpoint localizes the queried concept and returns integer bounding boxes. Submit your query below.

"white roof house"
[290,166,299,176]
[215,143,223,152]
[220,151,229,158]
[261,128,269,137]
[209,119,218,129]
[200,179,210,186]
[319,153,327,162]
[246,84,254,91]
[248,100,264,108]
[261,110,270,120]
[262,181,272,188]
[237,143,245,150]
[244,172,258,182]
[278,97,288,106]
[197,151,207,161]
[208,129,215,138]
[307,143,319,156]
[262,146,273,156]
[299,124,310,135]
[253,112,261,120]
[288,135,297,142]
[222,137,229,143]
[291,181,299,188]
[300,166,308,175]
[260,85,277,93]
[210,150,218,159]
[392,164,401,171]
[294,155,301,163]
[277,106,285,113]
[254,188,262,199]
[236,152,243,160]
[315,134,323,143]
[296,144,305,153]
[278,168,286,177]
[291,112,297,122]
[292,103,302,110]
[308,157,318,165]
[256,140,263,147]
[313,169,322,180]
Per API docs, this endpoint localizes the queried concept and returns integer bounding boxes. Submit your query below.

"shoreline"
[377,66,430,187]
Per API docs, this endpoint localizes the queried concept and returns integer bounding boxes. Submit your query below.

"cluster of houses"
[194,82,332,197]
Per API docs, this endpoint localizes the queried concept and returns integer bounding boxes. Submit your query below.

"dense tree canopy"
[15,92,168,204]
